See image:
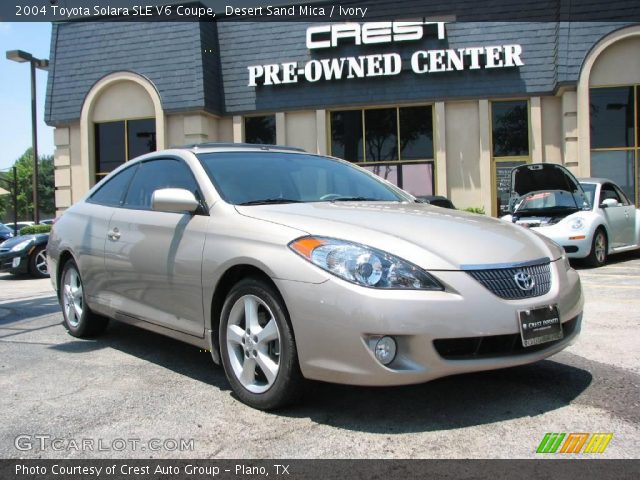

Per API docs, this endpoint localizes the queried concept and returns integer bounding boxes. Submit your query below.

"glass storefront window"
[401,163,434,197]
[590,85,639,205]
[400,106,434,160]
[492,100,529,157]
[495,160,526,216]
[591,150,636,203]
[331,110,364,162]
[95,121,126,176]
[590,87,634,148]
[244,115,276,144]
[361,164,399,186]
[94,118,156,183]
[365,108,398,162]
[330,106,434,196]
[127,119,157,159]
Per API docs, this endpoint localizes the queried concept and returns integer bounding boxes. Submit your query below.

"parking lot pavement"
[1,254,639,459]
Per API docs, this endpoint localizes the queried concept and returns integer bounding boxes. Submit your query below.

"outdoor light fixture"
[5,49,49,224]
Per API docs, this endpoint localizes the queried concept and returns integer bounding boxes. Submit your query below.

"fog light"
[374,336,397,365]
[12,257,20,268]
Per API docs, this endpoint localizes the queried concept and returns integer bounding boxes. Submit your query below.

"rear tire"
[219,277,303,410]
[585,228,607,268]
[60,259,108,337]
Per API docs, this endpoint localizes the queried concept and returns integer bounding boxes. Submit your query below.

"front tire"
[60,259,108,337]
[585,228,607,268]
[219,277,303,410]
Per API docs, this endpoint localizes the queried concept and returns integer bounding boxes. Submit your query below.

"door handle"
[107,228,120,241]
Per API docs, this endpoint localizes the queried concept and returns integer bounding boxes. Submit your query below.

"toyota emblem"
[514,271,535,291]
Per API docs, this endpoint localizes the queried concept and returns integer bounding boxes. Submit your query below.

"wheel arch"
[208,264,289,364]
[56,250,78,296]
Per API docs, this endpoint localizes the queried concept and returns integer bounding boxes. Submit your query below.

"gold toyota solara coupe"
[48,144,583,409]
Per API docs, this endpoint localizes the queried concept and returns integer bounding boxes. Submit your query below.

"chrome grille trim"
[465,262,552,300]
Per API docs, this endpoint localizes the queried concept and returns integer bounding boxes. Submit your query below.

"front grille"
[465,262,551,299]
[433,315,579,360]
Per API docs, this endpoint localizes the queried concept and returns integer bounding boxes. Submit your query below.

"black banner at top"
[1,0,640,22]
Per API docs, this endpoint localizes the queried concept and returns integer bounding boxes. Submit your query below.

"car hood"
[0,233,48,249]
[236,202,563,270]
[510,163,590,212]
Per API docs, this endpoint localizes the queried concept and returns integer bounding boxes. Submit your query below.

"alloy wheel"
[595,231,606,264]
[226,294,281,394]
[62,267,84,328]
[34,249,48,276]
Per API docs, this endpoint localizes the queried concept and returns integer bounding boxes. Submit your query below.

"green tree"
[0,148,55,222]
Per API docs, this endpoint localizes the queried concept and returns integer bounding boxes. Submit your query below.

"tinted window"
[127,119,157,159]
[95,121,126,175]
[400,106,433,160]
[365,108,398,161]
[245,115,276,144]
[331,110,363,162]
[591,150,635,202]
[89,165,137,206]
[492,100,529,157]
[124,159,198,210]
[590,87,634,148]
[198,152,405,205]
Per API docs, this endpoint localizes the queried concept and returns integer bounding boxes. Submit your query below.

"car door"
[598,183,627,248]
[103,157,209,336]
[611,184,636,246]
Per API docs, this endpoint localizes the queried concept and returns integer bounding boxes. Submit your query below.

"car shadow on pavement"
[48,320,230,390]
[572,250,640,270]
[0,294,60,326]
[278,359,593,433]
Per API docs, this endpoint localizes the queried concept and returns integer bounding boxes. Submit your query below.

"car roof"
[172,142,306,154]
[578,177,614,185]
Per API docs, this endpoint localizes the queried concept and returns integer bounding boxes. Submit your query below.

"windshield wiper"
[238,198,304,206]
[329,196,383,202]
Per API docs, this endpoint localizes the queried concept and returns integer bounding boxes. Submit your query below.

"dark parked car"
[417,195,456,209]
[0,223,14,242]
[0,233,49,278]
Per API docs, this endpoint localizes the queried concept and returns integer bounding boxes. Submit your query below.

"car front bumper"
[275,260,583,386]
[0,251,29,275]
[529,227,592,259]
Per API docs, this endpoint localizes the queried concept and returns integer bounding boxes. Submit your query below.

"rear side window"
[89,165,137,206]
[123,158,199,210]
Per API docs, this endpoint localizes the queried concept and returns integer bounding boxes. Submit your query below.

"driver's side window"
[599,184,622,206]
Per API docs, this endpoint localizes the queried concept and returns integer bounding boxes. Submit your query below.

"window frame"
[589,84,639,206]
[489,98,532,217]
[94,116,156,183]
[328,104,436,197]
[116,156,207,214]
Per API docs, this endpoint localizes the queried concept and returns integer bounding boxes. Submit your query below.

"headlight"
[289,236,443,290]
[568,217,585,230]
[10,239,34,253]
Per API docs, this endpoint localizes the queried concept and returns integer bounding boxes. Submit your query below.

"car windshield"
[197,152,407,205]
[513,190,582,214]
[0,224,11,234]
[580,183,597,208]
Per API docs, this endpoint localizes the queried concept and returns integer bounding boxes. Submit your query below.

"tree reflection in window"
[492,101,529,157]
[245,115,276,144]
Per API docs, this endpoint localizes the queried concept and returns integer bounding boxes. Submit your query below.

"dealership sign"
[248,21,524,87]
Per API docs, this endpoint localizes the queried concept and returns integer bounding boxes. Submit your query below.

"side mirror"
[599,198,618,209]
[151,188,200,213]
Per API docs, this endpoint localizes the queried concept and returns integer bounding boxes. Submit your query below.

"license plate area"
[518,305,563,347]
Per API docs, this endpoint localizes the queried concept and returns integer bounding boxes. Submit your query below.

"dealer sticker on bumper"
[518,305,563,347]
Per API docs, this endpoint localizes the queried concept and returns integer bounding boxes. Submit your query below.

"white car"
[502,163,640,267]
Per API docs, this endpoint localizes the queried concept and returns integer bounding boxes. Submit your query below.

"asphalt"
[0,252,639,459]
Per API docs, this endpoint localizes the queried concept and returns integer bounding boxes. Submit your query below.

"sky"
[0,22,54,171]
